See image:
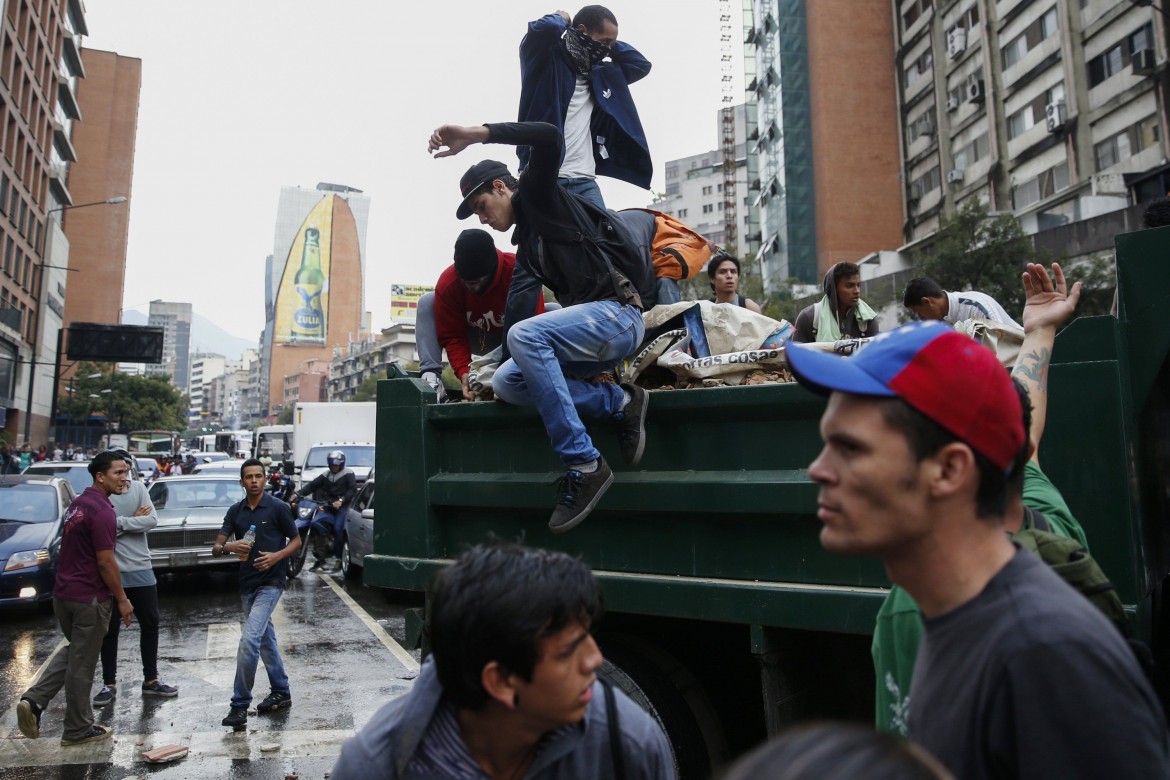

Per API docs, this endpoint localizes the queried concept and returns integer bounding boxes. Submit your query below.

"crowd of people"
[0,442,97,472]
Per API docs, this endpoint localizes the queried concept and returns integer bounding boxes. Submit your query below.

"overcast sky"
[83,1,743,341]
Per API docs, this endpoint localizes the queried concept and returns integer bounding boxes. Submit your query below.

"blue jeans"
[231,585,289,709]
[558,177,605,209]
[314,506,345,556]
[495,300,645,466]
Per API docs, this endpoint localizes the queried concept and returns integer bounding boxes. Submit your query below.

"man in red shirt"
[16,451,134,746]
[417,229,545,401]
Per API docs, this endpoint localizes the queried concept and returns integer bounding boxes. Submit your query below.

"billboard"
[274,196,334,344]
[390,284,434,323]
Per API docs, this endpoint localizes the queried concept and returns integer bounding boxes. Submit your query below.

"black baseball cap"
[456,160,512,220]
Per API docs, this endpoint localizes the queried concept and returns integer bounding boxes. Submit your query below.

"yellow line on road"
[317,574,420,672]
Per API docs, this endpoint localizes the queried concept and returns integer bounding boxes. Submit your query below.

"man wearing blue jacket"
[518,6,652,208]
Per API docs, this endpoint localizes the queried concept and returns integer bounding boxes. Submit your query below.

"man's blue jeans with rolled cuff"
[231,585,289,710]
[494,300,644,466]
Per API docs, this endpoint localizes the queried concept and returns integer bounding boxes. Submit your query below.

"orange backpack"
[629,208,720,281]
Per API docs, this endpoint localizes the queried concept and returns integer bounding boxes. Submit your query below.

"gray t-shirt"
[910,548,1169,779]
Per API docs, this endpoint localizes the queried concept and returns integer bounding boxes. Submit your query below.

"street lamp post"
[29,196,128,446]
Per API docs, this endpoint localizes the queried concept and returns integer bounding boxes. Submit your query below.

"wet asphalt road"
[0,566,424,779]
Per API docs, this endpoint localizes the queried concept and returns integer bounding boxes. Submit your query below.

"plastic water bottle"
[239,525,256,561]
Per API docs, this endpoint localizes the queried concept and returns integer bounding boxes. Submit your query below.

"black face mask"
[562,27,611,76]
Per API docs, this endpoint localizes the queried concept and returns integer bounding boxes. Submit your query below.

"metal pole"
[48,327,63,446]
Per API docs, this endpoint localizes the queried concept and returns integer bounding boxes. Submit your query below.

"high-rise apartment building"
[746,0,904,288]
[261,182,369,415]
[144,300,191,390]
[0,0,90,443]
[892,0,1165,242]
[648,104,760,258]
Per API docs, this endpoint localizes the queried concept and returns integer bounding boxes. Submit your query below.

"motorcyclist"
[290,450,356,573]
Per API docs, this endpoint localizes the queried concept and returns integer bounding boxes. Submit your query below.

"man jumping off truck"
[428,120,652,534]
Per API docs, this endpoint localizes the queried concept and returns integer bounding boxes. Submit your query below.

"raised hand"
[1021,262,1081,334]
[427,124,487,158]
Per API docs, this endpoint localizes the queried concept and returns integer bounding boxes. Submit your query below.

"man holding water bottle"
[211,457,301,730]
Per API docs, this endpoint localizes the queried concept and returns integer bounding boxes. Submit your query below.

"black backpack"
[1012,508,1157,684]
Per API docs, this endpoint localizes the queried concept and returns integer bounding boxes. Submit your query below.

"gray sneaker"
[612,384,648,467]
[93,685,115,707]
[16,697,41,739]
[60,724,111,747]
[549,457,614,533]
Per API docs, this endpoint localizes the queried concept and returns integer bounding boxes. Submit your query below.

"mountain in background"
[122,309,258,360]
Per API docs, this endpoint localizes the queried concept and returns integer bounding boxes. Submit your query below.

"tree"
[58,363,187,433]
[911,200,1048,318]
[276,405,294,425]
[351,375,379,402]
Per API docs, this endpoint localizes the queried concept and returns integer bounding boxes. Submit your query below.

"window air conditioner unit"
[946,168,965,184]
[1132,48,1157,76]
[967,77,985,104]
[947,27,968,60]
[1045,100,1068,133]
[917,114,935,138]
[946,95,960,112]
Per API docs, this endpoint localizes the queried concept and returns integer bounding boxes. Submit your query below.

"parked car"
[22,461,97,497]
[146,475,245,570]
[0,476,76,606]
[24,457,145,493]
[340,473,375,580]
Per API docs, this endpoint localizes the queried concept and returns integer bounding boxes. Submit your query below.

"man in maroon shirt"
[418,229,545,401]
[16,451,134,746]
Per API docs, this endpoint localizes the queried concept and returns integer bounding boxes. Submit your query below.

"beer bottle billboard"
[291,227,325,341]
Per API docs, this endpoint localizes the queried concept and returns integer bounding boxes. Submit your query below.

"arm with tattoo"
[1012,263,1081,464]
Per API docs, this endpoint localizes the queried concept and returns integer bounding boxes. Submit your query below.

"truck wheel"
[287,530,309,578]
[599,636,726,779]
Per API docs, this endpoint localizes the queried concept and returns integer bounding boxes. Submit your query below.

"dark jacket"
[493,122,657,352]
[296,468,357,505]
[517,13,653,188]
[331,658,674,779]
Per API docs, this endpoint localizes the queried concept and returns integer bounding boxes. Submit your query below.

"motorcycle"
[286,497,340,579]
[266,464,294,502]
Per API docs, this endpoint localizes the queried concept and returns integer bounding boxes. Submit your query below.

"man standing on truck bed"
[517,6,651,209]
[331,543,674,779]
[786,322,1170,778]
[428,120,651,534]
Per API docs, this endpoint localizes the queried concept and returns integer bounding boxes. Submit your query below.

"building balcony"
[61,30,86,78]
[56,77,82,122]
[52,119,77,163]
[48,165,72,206]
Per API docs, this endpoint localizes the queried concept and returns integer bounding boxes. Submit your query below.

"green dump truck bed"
[367,226,1170,776]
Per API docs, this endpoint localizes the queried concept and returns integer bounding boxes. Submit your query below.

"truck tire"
[598,636,726,779]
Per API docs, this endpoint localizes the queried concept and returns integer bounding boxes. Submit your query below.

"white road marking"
[0,728,361,767]
[318,574,420,672]
[1,638,66,734]
[205,622,241,659]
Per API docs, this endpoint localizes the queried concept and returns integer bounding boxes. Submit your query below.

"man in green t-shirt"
[872,262,1085,735]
